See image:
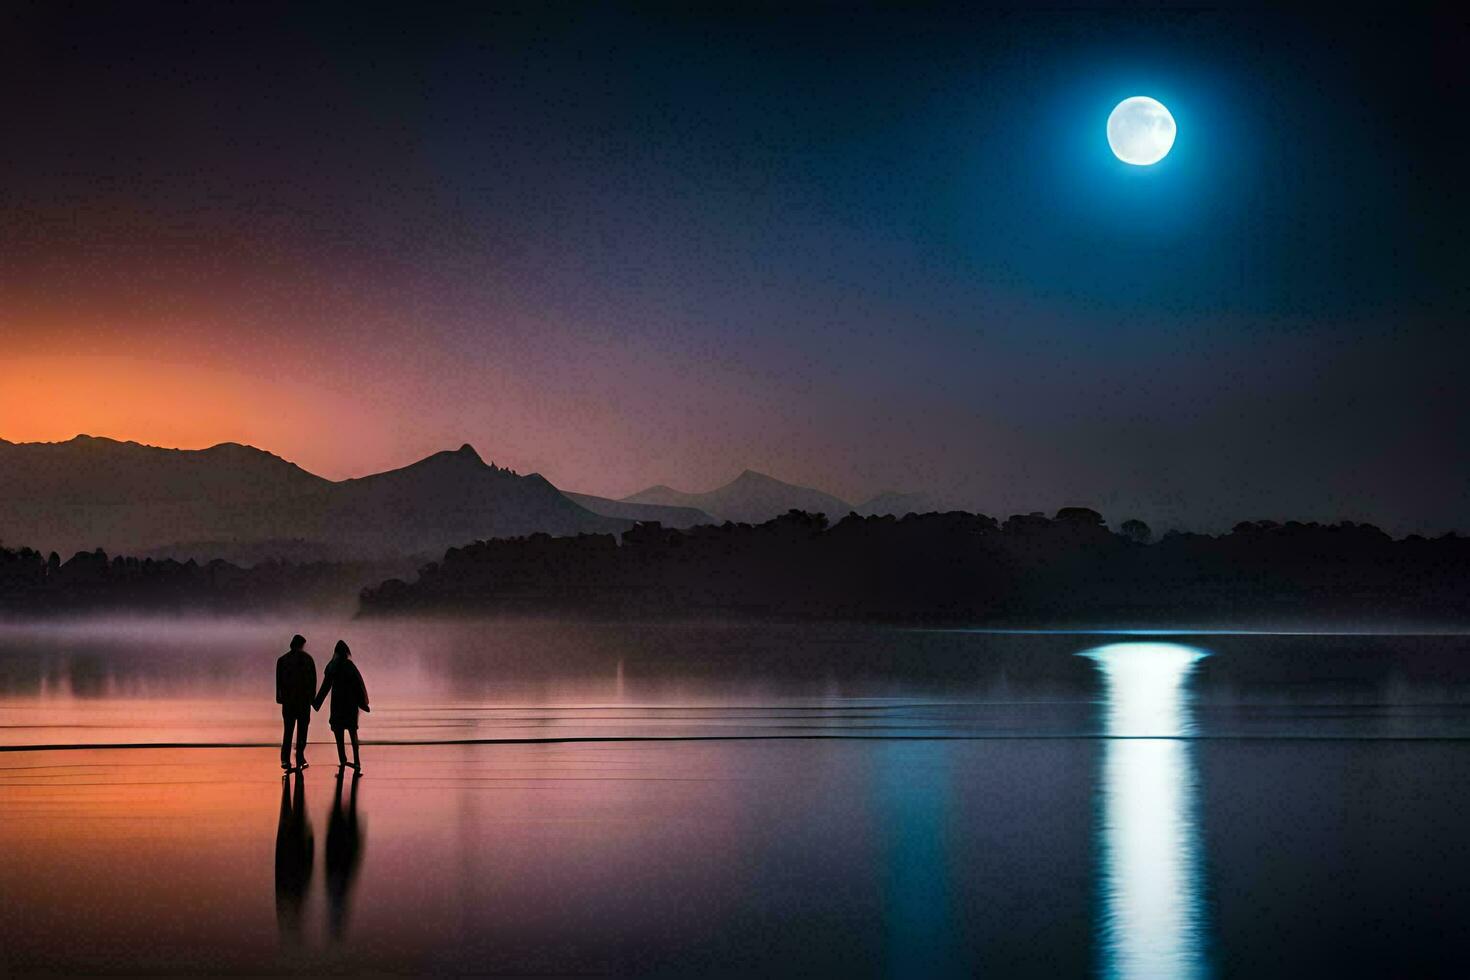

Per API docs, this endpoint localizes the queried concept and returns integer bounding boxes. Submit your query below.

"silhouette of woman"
[273,769,313,941]
[313,640,370,773]
[325,769,364,941]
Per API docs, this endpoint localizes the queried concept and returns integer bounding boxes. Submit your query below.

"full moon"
[1107,96,1176,166]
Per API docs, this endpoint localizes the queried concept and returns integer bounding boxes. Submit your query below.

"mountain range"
[621,470,853,525]
[0,436,934,561]
[620,470,937,524]
[0,437,630,561]
[561,492,714,529]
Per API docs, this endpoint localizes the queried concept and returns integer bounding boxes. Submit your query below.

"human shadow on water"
[273,770,313,942]
[325,771,365,940]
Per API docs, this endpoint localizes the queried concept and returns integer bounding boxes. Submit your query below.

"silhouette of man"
[276,634,317,771]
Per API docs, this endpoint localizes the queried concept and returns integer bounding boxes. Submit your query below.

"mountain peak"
[201,441,260,456]
[622,468,852,524]
[398,443,486,475]
[417,444,485,468]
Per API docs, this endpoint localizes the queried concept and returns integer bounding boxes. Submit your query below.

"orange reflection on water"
[0,742,790,975]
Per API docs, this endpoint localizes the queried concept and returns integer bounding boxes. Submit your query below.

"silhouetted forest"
[0,544,390,614]
[6,509,1468,624]
[359,510,1470,626]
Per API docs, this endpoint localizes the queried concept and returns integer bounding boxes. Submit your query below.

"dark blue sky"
[2,4,1465,532]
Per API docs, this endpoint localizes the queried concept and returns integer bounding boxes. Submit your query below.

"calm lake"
[2,619,1468,976]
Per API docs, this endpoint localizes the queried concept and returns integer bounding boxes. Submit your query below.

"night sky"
[2,4,1465,533]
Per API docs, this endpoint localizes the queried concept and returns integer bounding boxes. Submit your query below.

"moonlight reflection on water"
[1083,642,1210,980]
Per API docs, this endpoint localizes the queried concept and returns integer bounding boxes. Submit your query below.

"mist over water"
[3,618,1470,975]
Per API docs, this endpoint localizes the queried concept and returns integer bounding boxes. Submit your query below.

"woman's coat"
[314,657,369,731]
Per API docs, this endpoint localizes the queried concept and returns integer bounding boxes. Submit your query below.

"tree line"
[6,509,1466,624]
[0,544,384,614]
[358,509,1470,626]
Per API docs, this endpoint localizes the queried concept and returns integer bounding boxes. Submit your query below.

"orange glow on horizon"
[1,354,409,480]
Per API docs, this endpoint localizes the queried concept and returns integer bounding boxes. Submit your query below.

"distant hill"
[0,434,329,503]
[857,491,938,517]
[622,469,853,525]
[0,437,628,560]
[562,491,713,529]
[315,445,627,557]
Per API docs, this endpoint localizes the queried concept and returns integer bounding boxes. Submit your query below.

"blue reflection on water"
[1081,642,1211,980]
[876,741,966,977]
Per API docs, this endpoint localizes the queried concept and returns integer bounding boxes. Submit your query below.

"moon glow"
[1107,96,1176,166]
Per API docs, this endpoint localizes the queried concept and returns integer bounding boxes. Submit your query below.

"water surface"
[2,619,1468,976]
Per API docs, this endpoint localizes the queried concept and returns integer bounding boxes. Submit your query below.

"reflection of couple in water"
[274,766,365,942]
[273,633,370,941]
[275,634,371,773]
